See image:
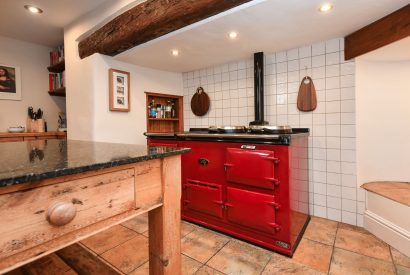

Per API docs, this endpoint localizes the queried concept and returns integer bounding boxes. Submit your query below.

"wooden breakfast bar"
[0,139,190,274]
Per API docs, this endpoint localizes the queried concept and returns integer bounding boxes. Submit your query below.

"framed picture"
[0,64,21,101]
[109,68,130,112]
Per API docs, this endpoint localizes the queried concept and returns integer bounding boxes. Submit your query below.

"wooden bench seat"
[361,181,410,206]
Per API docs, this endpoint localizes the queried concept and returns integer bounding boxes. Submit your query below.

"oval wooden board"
[191,87,210,116]
[297,76,317,112]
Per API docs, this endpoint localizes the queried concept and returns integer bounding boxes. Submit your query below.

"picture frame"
[0,64,21,101]
[109,68,130,112]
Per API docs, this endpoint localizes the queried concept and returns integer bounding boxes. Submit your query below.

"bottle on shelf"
[156,104,161,119]
[148,99,155,118]
[171,100,176,118]
[165,100,172,118]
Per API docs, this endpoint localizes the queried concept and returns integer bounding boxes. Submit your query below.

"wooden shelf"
[48,87,66,97]
[47,59,65,73]
[148,118,179,121]
[145,92,183,133]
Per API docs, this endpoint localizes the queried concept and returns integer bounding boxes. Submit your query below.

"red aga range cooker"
[146,125,310,256]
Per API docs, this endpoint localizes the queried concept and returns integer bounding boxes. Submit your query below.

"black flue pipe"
[250,52,268,125]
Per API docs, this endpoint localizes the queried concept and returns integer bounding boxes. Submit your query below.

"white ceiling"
[359,36,410,62]
[115,0,410,72]
[0,0,109,47]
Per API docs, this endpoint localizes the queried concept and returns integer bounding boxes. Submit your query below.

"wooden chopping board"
[297,76,317,112]
[191,87,210,116]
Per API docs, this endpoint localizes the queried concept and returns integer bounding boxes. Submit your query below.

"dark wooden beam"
[78,0,252,59]
[345,4,410,60]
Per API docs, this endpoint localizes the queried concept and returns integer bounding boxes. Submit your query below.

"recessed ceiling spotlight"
[24,5,43,14]
[171,49,179,56]
[319,3,333,13]
[229,31,238,39]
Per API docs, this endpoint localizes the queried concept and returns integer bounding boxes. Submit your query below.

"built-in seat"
[361,181,410,257]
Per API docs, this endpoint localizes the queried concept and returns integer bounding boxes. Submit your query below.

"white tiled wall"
[182,38,365,226]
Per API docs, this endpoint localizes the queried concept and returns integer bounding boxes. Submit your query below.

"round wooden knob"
[46,201,77,226]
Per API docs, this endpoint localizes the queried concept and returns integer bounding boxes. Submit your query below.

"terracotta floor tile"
[182,255,203,275]
[101,235,148,274]
[396,265,410,275]
[304,217,338,245]
[122,213,149,234]
[129,261,149,275]
[329,248,395,275]
[128,255,202,275]
[292,238,333,273]
[335,228,391,262]
[65,270,78,275]
[311,216,339,227]
[338,222,371,235]
[262,253,325,275]
[81,225,137,254]
[195,265,224,275]
[391,247,410,268]
[182,221,198,238]
[181,227,230,264]
[207,240,271,275]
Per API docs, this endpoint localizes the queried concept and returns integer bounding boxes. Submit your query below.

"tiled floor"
[13,215,410,275]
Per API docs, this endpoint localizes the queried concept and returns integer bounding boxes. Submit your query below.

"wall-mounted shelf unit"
[47,59,65,73]
[47,46,65,97]
[145,92,183,133]
[48,87,66,97]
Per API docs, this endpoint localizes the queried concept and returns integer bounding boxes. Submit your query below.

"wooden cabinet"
[145,92,183,133]
[0,132,67,142]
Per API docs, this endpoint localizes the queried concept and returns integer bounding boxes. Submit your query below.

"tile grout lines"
[389,244,399,275]
[327,222,339,274]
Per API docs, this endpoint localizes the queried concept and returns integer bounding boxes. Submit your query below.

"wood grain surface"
[191,87,210,116]
[297,76,317,112]
[78,0,252,58]
[345,4,410,60]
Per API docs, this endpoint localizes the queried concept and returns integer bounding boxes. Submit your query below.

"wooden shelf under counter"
[0,132,67,142]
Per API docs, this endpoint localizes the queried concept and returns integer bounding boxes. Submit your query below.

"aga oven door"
[225,187,280,234]
[225,147,279,190]
[183,179,223,218]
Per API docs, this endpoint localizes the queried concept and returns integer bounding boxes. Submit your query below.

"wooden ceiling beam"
[344,4,410,60]
[78,0,252,59]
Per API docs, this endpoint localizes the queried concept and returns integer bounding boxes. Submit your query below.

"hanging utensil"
[297,73,317,112]
[191,86,210,116]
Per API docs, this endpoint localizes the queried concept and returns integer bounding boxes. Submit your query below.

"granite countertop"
[0,139,190,187]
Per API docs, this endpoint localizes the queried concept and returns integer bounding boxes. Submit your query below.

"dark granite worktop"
[0,139,190,187]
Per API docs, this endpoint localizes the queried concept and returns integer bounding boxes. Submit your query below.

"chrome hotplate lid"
[248,125,293,134]
[208,125,292,134]
[208,126,247,133]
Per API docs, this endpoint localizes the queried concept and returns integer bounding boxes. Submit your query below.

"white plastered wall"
[64,0,182,144]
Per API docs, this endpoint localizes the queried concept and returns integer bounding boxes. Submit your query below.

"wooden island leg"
[148,155,181,275]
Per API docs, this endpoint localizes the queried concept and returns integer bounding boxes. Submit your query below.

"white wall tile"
[327,196,342,209]
[326,38,340,53]
[328,208,342,221]
[327,184,341,197]
[342,211,356,225]
[312,42,325,56]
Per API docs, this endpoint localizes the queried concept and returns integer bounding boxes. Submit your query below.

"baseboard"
[364,210,410,257]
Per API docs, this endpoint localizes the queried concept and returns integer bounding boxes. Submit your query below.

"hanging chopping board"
[297,76,317,112]
[191,87,210,116]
